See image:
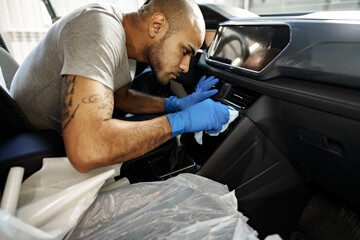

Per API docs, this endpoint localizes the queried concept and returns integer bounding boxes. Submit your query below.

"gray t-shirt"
[10,3,134,133]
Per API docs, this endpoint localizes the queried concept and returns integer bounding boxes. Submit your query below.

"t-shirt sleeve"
[58,10,125,90]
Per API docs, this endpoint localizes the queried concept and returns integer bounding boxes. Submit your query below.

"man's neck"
[122,11,148,63]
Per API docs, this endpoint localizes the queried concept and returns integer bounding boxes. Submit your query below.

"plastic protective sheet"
[68,174,281,240]
[0,157,122,240]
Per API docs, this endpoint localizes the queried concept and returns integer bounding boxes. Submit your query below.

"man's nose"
[179,57,191,73]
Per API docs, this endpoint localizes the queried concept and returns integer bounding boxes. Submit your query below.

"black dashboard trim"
[198,54,360,122]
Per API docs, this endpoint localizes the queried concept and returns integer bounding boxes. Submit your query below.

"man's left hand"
[165,75,219,112]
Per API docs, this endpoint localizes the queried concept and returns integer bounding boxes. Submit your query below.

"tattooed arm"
[114,83,166,114]
[61,75,172,173]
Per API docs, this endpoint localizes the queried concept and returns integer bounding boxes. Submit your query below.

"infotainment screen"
[207,24,290,72]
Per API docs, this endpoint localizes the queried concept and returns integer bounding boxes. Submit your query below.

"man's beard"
[146,37,169,85]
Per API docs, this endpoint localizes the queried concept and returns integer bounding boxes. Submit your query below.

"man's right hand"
[165,99,230,137]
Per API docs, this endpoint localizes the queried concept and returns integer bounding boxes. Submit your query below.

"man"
[10,0,229,173]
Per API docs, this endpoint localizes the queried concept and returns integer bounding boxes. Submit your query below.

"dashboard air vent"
[224,85,261,110]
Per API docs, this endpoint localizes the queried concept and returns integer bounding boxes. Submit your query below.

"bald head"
[140,0,205,38]
[122,0,206,82]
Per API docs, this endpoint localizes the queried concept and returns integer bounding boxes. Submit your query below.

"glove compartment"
[281,100,360,206]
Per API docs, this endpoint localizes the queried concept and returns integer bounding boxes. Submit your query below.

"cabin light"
[232,57,242,66]
[249,42,260,53]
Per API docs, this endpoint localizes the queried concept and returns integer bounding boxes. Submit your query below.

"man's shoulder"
[72,3,123,23]
[56,3,123,33]
[57,3,125,46]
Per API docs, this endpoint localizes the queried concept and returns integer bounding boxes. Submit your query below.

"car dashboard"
[181,14,360,237]
[121,9,360,238]
[194,15,360,207]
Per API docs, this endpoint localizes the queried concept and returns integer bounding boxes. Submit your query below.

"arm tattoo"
[62,75,80,130]
[82,87,114,118]
[61,76,114,131]
[81,92,111,104]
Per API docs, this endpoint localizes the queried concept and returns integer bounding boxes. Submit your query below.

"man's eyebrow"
[187,44,196,56]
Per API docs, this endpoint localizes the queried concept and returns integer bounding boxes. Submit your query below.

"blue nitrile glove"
[164,75,219,112]
[166,99,230,137]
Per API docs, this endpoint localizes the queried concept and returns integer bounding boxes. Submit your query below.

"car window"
[196,0,360,15]
[1,0,359,63]
[50,0,360,17]
[50,0,142,18]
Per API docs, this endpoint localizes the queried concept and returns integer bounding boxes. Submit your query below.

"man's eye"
[183,48,190,55]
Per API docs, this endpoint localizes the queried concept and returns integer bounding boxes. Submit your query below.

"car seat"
[0,47,65,196]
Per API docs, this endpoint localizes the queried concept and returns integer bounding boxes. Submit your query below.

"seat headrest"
[0,47,19,90]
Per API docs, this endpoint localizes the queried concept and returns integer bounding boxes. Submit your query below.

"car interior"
[1,3,360,240]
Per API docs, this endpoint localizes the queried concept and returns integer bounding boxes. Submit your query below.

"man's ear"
[148,13,168,38]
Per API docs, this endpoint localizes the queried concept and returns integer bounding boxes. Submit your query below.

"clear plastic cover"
[68,174,261,240]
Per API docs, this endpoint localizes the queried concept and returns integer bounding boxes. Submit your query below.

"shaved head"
[140,0,205,38]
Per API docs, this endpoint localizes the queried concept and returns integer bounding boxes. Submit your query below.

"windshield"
[50,0,360,17]
[1,0,359,63]
[50,0,142,18]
